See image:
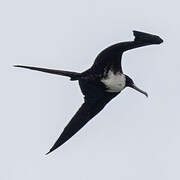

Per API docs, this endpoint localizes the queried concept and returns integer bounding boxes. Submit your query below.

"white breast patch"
[101,71,126,92]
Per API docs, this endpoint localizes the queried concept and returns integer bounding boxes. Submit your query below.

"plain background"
[1,0,180,179]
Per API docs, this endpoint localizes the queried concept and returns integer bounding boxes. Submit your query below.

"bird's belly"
[101,71,126,92]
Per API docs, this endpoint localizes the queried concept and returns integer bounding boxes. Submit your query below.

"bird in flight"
[14,31,163,154]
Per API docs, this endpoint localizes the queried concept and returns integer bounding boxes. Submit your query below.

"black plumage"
[14,31,163,154]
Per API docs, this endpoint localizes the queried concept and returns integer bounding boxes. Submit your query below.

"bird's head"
[125,75,148,97]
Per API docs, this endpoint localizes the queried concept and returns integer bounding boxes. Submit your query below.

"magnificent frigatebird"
[14,31,163,154]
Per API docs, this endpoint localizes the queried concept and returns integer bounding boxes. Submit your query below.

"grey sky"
[1,0,180,179]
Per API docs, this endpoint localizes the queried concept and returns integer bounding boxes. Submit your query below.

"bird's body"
[101,71,126,92]
[14,31,163,154]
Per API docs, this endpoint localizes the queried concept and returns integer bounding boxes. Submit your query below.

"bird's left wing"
[46,91,118,154]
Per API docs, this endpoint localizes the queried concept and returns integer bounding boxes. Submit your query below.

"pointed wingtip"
[45,150,52,155]
[132,30,163,44]
[45,148,54,155]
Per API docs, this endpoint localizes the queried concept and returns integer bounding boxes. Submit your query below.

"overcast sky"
[1,0,180,179]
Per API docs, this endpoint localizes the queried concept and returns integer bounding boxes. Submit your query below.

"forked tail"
[14,65,81,80]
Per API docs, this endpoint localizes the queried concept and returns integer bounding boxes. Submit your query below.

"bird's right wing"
[92,31,163,72]
[46,91,118,154]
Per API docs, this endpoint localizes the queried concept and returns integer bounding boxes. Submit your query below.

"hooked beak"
[131,84,148,97]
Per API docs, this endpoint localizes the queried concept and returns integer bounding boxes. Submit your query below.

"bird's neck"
[104,59,122,75]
